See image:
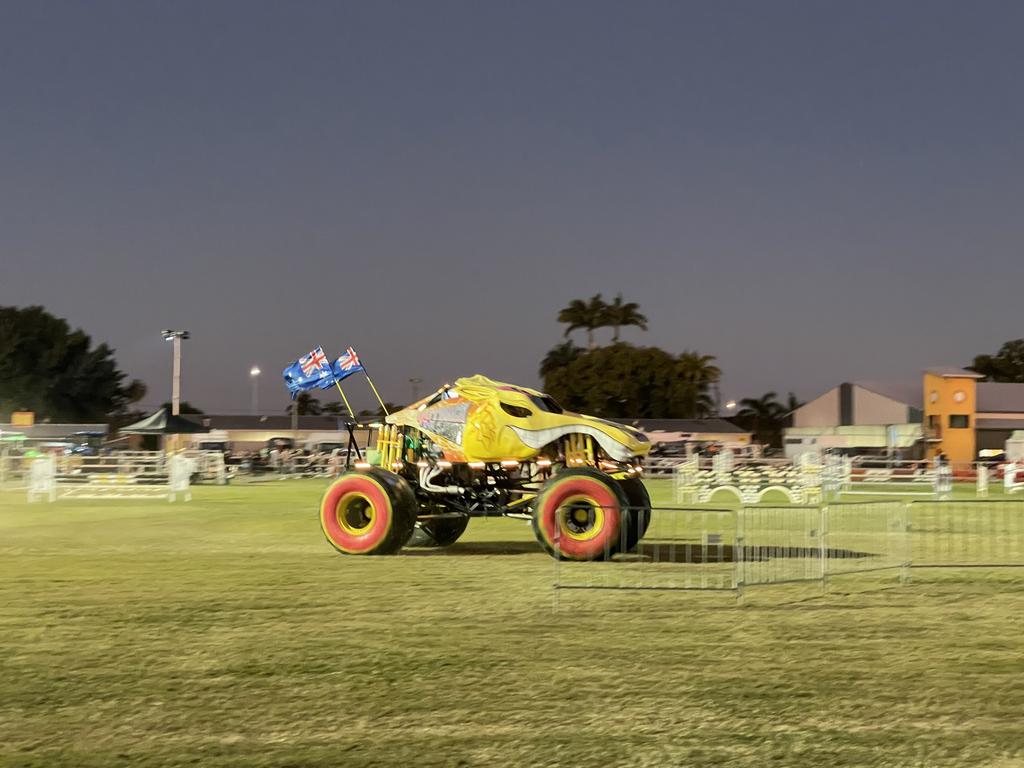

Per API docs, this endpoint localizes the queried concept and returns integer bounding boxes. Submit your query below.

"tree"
[557,294,608,349]
[352,403,399,421]
[601,294,648,342]
[784,392,803,413]
[673,351,721,418]
[0,305,146,422]
[968,340,1024,382]
[542,343,722,419]
[781,392,803,427]
[735,392,786,447]
[539,340,582,379]
[286,393,322,416]
[159,401,204,415]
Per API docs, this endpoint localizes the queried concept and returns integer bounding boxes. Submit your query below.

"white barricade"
[1,454,30,490]
[1004,462,1024,494]
[977,464,989,498]
[180,450,227,485]
[27,455,57,502]
[26,453,191,502]
[674,454,821,505]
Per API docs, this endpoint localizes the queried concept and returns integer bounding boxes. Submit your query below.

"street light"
[161,330,190,416]
[250,366,261,415]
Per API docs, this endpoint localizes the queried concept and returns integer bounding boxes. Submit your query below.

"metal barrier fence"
[554,507,739,591]
[553,501,956,594]
[907,500,1024,568]
[826,501,912,578]
[738,505,827,588]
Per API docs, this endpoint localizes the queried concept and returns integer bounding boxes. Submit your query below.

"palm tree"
[673,351,721,417]
[601,294,648,342]
[539,340,582,379]
[777,392,803,428]
[557,294,608,349]
[287,392,322,416]
[736,392,785,447]
[677,351,721,385]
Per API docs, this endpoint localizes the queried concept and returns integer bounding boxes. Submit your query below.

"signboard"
[11,412,34,427]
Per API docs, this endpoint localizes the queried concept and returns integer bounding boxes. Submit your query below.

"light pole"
[161,330,190,416]
[250,366,261,415]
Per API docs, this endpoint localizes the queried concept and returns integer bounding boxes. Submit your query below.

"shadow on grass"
[625,542,875,564]
[402,540,541,556]
[400,540,876,561]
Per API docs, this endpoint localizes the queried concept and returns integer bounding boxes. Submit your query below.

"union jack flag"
[331,346,365,381]
[300,346,329,376]
[337,347,360,371]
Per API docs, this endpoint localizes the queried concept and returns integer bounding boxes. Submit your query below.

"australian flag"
[331,347,365,382]
[283,346,337,398]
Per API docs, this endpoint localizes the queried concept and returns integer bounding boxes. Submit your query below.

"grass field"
[2,479,1024,767]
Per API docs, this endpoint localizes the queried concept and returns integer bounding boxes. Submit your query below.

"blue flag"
[331,346,365,382]
[283,346,337,398]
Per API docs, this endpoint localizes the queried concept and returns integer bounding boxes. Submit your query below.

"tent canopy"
[120,408,209,435]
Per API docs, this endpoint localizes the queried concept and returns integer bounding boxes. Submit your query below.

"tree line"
[5,305,1024,446]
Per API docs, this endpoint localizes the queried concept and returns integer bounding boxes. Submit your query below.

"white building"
[785,381,923,459]
[180,415,369,453]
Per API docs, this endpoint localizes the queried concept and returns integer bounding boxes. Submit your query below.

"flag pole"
[355,361,389,416]
[363,373,390,416]
[334,381,356,421]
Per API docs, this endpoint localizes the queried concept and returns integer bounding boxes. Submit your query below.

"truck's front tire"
[532,468,627,561]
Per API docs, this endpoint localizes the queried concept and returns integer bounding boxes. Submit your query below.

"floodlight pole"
[172,338,182,415]
[250,366,261,415]
[161,330,190,416]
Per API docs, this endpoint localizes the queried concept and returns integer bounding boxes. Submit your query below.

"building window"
[949,415,969,429]
[928,415,939,429]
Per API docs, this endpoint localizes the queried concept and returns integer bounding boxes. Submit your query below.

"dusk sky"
[2,1,1023,414]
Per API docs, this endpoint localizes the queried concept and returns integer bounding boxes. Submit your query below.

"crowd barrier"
[554,499,1023,595]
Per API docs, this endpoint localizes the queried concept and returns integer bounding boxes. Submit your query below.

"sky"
[2,1,1023,414]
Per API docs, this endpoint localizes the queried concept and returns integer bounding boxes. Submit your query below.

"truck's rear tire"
[407,516,470,547]
[319,468,417,555]
[532,468,627,561]
[618,477,652,552]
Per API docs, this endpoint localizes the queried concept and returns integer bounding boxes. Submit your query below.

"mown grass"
[1,480,1024,767]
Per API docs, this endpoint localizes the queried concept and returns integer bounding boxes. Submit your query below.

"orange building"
[787,369,1024,463]
[923,368,1024,463]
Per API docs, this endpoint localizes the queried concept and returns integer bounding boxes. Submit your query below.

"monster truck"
[318,375,651,560]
